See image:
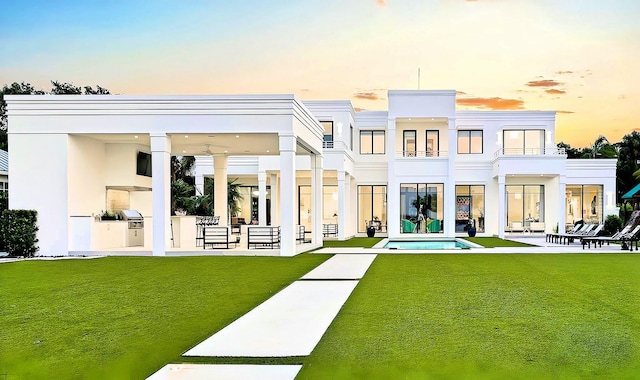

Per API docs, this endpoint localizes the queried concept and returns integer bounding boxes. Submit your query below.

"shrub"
[0,209,39,257]
[604,214,624,236]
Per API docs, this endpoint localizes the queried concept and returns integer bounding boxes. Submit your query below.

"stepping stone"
[301,254,377,280]
[183,280,358,357]
[147,363,301,380]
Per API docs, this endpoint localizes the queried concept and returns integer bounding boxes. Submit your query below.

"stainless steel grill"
[119,210,144,247]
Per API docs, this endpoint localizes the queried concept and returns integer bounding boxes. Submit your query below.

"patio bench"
[203,226,239,249]
[248,226,281,249]
[323,223,338,237]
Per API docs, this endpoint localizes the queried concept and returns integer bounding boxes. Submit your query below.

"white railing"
[395,150,448,158]
[323,141,348,150]
[494,147,566,157]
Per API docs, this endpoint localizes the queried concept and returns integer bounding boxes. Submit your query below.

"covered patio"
[6,94,325,256]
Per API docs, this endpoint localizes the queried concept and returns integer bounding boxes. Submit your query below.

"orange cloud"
[526,79,563,87]
[377,0,386,7]
[354,92,380,100]
[456,90,467,95]
[557,110,574,114]
[545,89,566,95]
[456,97,525,110]
[355,107,366,112]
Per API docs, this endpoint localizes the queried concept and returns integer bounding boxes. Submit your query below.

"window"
[565,185,603,224]
[506,185,544,231]
[503,129,544,155]
[456,185,485,232]
[458,130,483,154]
[426,130,439,157]
[359,130,385,154]
[0,182,7,192]
[400,183,443,233]
[358,185,387,232]
[350,124,354,151]
[404,130,417,157]
[320,121,333,143]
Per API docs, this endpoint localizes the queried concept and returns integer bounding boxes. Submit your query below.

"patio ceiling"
[81,133,310,156]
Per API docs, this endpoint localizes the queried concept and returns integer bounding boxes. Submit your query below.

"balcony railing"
[494,147,566,157]
[396,150,448,158]
[323,141,348,150]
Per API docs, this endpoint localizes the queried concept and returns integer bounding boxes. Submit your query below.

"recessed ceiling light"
[236,135,240,138]
[182,150,186,153]
[184,135,189,138]
[224,150,228,153]
[134,135,139,139]
[266,150,270,153]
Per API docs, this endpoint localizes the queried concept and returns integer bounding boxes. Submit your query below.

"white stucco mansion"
[5,90,617,256]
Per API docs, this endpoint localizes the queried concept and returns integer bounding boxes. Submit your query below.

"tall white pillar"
[151,133,171,256]
[258,171,267,226]
[338,170,346,240]
[213,155,228,226]
[345,173,352,238]
[445,118,457,238]
[498,175,506,239]
[195,174,204,196]
[559,175,567,234]
[270,173,278,226]
[311,154,323,245]
[279,133,297,256]
[386,118,398,237]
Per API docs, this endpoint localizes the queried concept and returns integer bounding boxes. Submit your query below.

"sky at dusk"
[1,0,639,147]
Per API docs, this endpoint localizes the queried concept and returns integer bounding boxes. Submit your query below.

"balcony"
[494,147,566,157]
[395,150,449,158]
[493,147,567,177]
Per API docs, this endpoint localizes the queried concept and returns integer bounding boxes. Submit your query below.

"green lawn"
[298,254,640,379]
[2,254,640,380]
[323,237,383,248]
[464,236,534,247]
[0,255,329,379]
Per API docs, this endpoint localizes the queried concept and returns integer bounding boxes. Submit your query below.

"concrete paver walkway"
[183,280,359,357]
[147,364,302,380]
[148,254,377,379]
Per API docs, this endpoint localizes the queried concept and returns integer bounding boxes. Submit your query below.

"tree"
[557,141,581,158]
[0,82,45,151]
[617,131,640,201]
[0,81,111,151]
[588,135,617,158]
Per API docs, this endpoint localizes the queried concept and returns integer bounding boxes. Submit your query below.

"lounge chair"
[582,225,640,250]
[548,223,591,244]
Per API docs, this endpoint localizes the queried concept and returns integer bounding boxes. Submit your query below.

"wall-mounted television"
[136,151,152,177]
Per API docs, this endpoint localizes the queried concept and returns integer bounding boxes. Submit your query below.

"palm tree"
[589,135,616,159]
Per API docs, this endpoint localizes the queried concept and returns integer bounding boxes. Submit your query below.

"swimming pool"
[383,240,473,250]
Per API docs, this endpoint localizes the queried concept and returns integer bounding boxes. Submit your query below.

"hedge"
[1,209,39,257]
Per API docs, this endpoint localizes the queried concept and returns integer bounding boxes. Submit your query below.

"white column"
[270,173,278,226]
[151,133,171,256]
[345,173,352,238]
[258,171,267,226]
[195,174,204,196]
[279,133,297,256]
[386,118,398,237]
[337,170,346,240]
[311,154,323,245]
[445,118,457,238]
[213,155,228,226]
[558,175,567,234]
[498,175,506,239]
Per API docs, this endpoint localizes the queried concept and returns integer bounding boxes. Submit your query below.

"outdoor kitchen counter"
[170,216,198,249]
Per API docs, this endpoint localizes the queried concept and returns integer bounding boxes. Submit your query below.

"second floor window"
[360,130,385,154]
[321,121,333,142]
[458,130,483,154]
[503,130,544,155]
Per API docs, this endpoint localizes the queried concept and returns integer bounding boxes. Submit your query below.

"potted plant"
[367,217,377,237]
[467,218,476,237]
